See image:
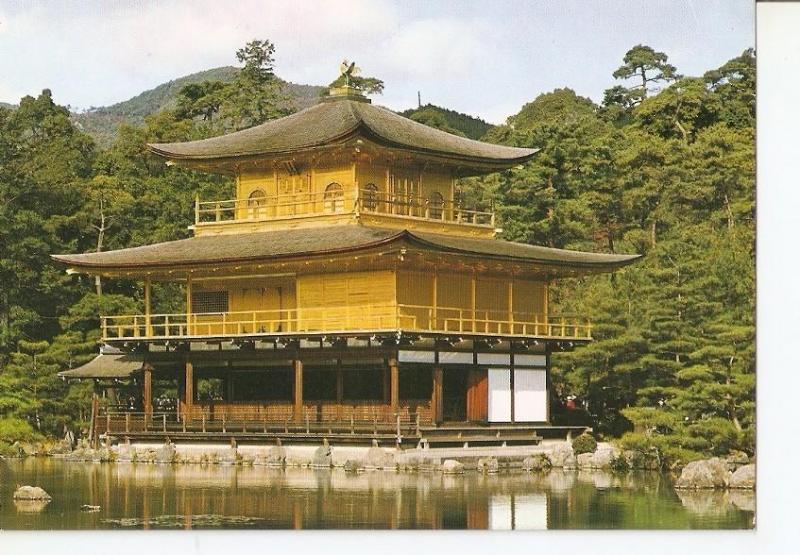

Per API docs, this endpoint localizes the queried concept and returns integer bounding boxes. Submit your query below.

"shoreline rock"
[14,485,52,500]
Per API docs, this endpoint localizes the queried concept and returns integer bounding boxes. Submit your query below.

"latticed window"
[191,291,229,314]
[324,182,344,213]
[363,183,379,211]
[428,191,444,219]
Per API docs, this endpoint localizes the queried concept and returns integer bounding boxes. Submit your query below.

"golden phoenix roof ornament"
[339,59,361,86]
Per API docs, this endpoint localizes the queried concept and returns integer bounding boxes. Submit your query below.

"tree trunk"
[94,210,106,296]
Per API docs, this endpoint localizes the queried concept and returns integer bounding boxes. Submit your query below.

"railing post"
[222,410,226,434]
[202,413,206,433]
[125,412,130,434]
[396,414,401,445]
[106,412,111,436]
[194,194,200,225]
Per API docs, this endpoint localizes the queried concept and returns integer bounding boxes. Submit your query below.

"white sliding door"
[488,368,511,422]
[513,369,547,422]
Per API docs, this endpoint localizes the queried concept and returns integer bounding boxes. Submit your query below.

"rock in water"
[477,457,499,473]
[674,458,731,489]
[13,486,52,500]
[81,504,101,512]
[364,444,394,469]
[729,464,756,489]
[311,441,332,468]
[117,443,135,462]
[522,454,551,472]
[219,447,239,465]
[548,442,576,468]
[442,460,464,474]
[265,445,287,466]
[343,459,362,473]
[576,452,594,468]
[155,442,177,464]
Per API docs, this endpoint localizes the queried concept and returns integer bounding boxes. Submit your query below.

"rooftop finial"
[339,59,361,87]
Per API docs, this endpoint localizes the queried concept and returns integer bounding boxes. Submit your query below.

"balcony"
[101,303,592,342]
[193,189,496,230]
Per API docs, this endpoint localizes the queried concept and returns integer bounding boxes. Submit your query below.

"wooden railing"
[194,189,495,228]
[101,304,591,341]
[96,401,430,438]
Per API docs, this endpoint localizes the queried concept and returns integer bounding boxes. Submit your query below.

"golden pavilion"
[54,77,639,446]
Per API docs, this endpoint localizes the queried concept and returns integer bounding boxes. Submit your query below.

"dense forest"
[0,41,755,466]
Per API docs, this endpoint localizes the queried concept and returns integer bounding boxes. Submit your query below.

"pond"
[0,458,754,530]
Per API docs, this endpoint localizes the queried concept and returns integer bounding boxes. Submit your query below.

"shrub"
[609,453,630,473]
[572,433,598,455]
[0,417,40,444]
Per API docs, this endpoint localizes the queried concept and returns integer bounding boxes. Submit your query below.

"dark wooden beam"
[389,358,399,411]
[293,359,303,421]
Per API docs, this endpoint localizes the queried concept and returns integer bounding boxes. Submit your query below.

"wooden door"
[466,368,488,422]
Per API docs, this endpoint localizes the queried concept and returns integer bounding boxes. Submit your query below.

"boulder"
[590,446,616,470]
[522,454,551,472]
[343,459,362,473]
[117,443,135,462]
[265,445,287,467]
[674,458,731,489]
[219,447,239,465]
[155,442,177,464]
[724,451,750,472]
[548,442,576,468]
[729,464,755,489]
[13,486,52,500]
[477,457,499,474]
[311,441,333,468]
[576,452,594,469]
[364,444,394,469]
[442,459,464,474]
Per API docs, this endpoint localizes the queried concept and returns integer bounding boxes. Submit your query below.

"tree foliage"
[0,43,755,462]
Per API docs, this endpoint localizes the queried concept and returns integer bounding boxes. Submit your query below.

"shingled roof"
[148,97,537,169]
[52,225,640,273]
[58,354,144,379]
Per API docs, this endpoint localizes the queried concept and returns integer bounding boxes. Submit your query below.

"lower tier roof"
[52,225,640,274]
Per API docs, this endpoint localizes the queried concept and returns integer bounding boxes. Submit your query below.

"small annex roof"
[58,353,144,380]
[52,225,641,274]
[147,97,537,172]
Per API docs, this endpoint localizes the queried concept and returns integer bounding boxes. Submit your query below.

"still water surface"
[0,458,753,530]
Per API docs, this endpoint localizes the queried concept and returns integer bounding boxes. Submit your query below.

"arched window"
[428,191,444,220]
[247,189,267,218]
[324,182,344,213]
[363,183,379,211]
[247,189,267,206]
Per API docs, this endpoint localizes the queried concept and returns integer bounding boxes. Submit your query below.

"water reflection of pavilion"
[71,463,552,529]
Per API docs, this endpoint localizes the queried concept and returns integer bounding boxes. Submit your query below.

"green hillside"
[400,103,493,140]
[70,67,324,147]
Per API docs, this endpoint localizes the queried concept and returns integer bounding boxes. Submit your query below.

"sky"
[0,0,753,124]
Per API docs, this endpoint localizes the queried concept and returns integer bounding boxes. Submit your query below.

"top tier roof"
[148,94,538,174]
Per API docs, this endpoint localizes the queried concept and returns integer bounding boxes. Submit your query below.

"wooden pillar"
[508,279,514,334]
[432,269,438,329]
[143,364,153,418]
[389,358,399,411]
[184,360,193,422]
[186,274,193,335]
[293,359,303,421]
[471,273,477,331]
[432,367,443,425]
[144,276,152,337]
[336,362,344,403]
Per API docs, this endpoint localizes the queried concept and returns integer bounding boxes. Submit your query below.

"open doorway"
[442,369,468,422]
